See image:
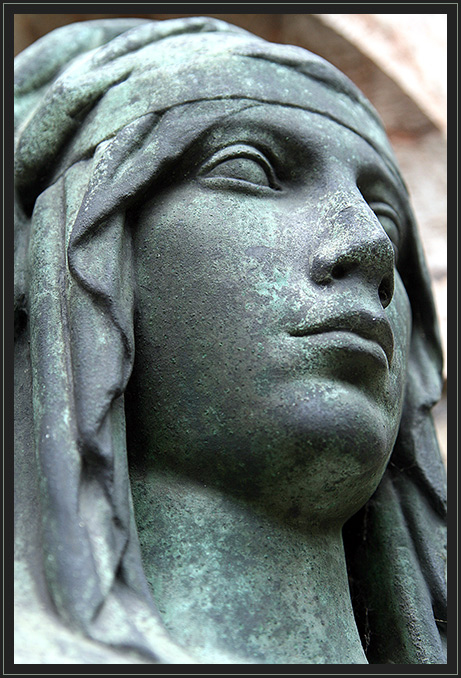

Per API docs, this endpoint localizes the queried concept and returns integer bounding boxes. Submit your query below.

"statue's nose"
[309,204,395,309]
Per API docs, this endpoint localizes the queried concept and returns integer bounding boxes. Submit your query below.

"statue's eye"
[369,202,401,259]
[198,144,279,191]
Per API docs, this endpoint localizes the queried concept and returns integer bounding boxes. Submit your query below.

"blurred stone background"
[14,13,447,464]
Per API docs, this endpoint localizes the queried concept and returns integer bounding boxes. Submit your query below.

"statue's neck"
[131,468,368,664]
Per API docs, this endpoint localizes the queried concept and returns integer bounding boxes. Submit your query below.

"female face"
[127,104,412,527]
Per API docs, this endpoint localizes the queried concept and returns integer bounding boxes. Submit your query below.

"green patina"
[14,16,446,666]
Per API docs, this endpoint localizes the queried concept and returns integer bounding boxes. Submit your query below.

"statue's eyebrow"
[224,101,403,177]
[204,108,406,199]
[191,110,319,177]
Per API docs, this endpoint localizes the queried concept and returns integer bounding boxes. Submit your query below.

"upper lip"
[289,310,394,367]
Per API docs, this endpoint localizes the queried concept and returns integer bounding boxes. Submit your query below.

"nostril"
[378,285,388,306]
[378,276,393,308]
[331,263,346,279]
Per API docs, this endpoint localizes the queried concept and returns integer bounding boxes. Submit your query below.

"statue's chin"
[261,378,398,525]
[134,379,397,530]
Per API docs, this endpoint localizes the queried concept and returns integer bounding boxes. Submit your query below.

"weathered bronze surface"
[14,17,447,664]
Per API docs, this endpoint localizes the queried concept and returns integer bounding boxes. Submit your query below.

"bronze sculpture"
[14,17,446,664]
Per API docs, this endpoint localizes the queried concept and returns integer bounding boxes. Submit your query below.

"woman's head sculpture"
[14,17,446,664]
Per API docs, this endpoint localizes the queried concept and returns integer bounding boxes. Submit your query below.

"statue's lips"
[289,313,394,368]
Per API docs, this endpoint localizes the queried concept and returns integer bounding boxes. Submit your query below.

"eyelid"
[368,201,402,234]
[197,143,280,189]
[369,201,401,221]
[368,201,402,255]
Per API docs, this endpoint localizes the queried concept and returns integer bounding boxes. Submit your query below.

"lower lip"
[298,330,390,369]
